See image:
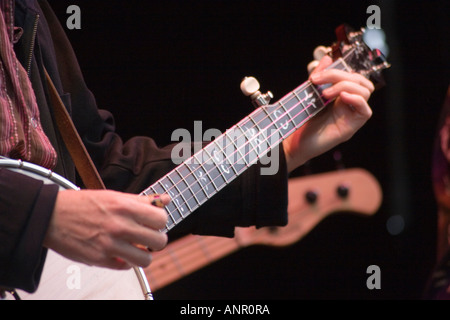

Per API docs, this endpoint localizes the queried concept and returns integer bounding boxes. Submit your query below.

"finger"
[96,257,133,270]
[127,195,169,230]
[113,194,169,251]
[339,91,373,118]
[310,55,333,76]
[311,68,375,93]
[144,230,168,251]
[125,226,168,252]
[85,246,148,270]
[110,239,154,268]
[322,80,372,101]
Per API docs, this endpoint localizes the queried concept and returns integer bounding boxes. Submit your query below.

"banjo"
[2,25,389,300]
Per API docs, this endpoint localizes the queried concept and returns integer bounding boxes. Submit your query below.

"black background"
[48,0,449,300]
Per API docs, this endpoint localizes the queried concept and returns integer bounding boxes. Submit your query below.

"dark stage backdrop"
[48,0,449,299]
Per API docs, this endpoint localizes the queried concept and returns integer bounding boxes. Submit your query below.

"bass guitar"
[145,168,382,291]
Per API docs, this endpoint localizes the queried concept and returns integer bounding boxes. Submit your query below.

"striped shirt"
[0,0,56,169]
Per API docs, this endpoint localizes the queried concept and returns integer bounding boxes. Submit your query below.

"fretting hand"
[283,55,375,172]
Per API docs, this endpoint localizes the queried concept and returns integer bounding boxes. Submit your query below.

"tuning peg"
[362,49,391,89]
[307,46,332,74]
[240,76,273,107]
[307,60,320,75]
[313,45,332,61]
[371,49,391,70]
[240,76,260,96]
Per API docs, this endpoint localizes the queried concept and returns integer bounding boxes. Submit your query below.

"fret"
[297,86,316,115]
[278,101,295,126]
[291,90,304,114]
[251,108,278,135]
[151,181,178,228]
[246,115,265,154]
[183,162,207,206]
[140,185,157,197]
[333,57,352,72]
[159,179,185,219]
[315,81,332,95]
[203,142,235,184]
[175,164,205,210]
[259,107,278,131]
[292,90,301,102]
[141,184,186,229]
[260,106,291,149]
[212,138,238,176]
[174,166,189,186]
[193,153,218,196]
[198,149,227,191]
[205,147,229,184]
[310,83,326,107]
[224,129,248,174]
[268,104,296,139]
[244,113,261,131]
[235,123,259,165]
[240,118,271,160]
[280,91,305,128]
[166,172,194,212]
[157,179,187,224]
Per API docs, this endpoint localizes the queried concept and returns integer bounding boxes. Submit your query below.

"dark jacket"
[0,0,288,293]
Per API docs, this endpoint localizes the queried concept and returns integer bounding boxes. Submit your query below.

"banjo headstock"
[330,24,391,89]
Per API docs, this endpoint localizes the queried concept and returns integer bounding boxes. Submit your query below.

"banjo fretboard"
[141,57,352,232]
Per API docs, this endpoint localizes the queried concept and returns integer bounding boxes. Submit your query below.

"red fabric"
[0,0,56,168]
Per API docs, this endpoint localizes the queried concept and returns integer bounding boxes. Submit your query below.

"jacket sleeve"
[0,168,58,293]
